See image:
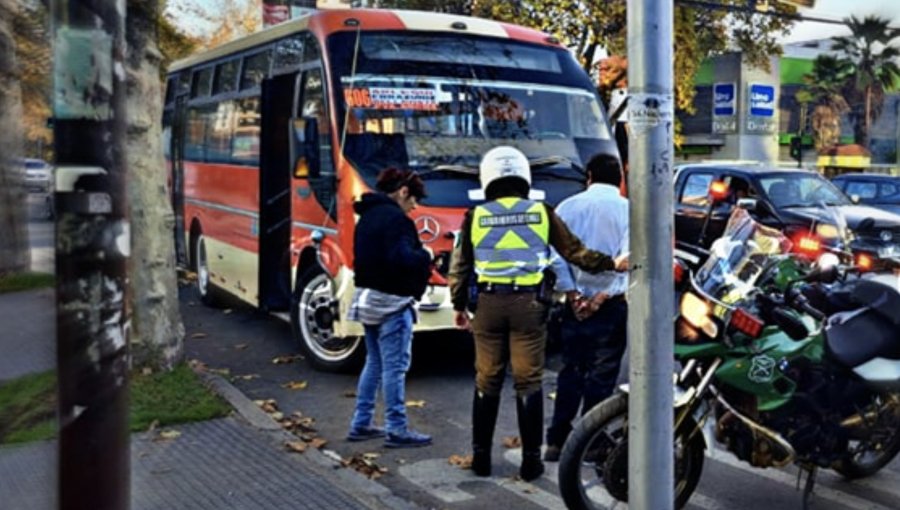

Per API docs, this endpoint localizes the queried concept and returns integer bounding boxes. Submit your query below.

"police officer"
[448,146,628,481]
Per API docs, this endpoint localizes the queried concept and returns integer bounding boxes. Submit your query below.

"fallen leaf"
[343,452,389,479]
[234,343,249,350]
[190,332,208,339]
[253,399,279,414]
[270,411,285,421]
[233,374,259,381]
[282,380,308,391]
[448,454,473,469]
[362,452,380,462]
[157,429,181,441]
[208,367,230,377]
[285,441,307,453]
[502,436,522,449]
[188,359,208,372]
[406,399,426,408]
[272,354,304,364]
[309,438,328,449]
[342,390,357,398]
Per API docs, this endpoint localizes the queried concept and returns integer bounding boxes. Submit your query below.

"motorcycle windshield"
[694,209,793,305]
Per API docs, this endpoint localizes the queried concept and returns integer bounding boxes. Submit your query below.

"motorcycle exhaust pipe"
[716,394,796,468]
[840,395,900,429]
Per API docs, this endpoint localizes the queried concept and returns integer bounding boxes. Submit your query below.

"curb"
[196,371,420,510]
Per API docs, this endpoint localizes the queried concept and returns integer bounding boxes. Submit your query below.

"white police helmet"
[468,146,545,201]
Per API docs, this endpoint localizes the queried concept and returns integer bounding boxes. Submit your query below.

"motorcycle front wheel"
[558,392,705,510]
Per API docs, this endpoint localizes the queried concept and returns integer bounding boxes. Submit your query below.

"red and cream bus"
[163,9,619,371]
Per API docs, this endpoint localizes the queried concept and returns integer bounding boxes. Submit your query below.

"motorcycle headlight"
[680,292,718,338]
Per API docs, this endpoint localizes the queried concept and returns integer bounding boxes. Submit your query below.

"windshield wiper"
[528,155,586,176]
[416,164,480,178]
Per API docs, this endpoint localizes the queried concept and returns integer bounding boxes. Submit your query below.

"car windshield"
[759,173,849,209]
[328,31,616,207]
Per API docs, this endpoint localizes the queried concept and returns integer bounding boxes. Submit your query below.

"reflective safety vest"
[471,197,551,285]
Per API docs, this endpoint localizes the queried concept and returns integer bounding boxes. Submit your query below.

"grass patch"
[0,364,231,444]
[0,371,57,444]
[0,272,54,294]
[130,364,231,431]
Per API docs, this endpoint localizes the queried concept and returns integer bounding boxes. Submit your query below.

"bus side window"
[300,69,334,176]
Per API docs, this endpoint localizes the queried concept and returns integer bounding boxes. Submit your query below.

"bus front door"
[257,73,296,311]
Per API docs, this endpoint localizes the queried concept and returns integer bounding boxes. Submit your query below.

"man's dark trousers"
[546,297,627,448]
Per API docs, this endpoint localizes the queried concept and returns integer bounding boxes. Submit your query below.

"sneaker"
[346,426,386,442]
[384,429,432,448]
[543,445,561,462]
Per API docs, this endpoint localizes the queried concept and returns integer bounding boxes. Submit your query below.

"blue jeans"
[350,307,414,435]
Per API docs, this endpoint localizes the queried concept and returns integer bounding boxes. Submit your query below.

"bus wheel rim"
[299,273,359,362]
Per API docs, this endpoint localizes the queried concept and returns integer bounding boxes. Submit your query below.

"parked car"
[831,173,900,216]
[674,162,900,264]
[23,158,53,194]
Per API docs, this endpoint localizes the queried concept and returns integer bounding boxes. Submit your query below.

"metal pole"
[51,1,130,509]
[627,0,675,509]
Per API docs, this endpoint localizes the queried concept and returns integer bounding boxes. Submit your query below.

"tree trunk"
[126,0,184,369]
[863,86,872,147]
[0,0,30,275]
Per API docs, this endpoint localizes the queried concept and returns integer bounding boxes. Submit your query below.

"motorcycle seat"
[847,278,900,328]
[826,308,900,368]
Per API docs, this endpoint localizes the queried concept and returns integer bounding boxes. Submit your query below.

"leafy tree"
[797,55,851,152]
[166,0,262,49]
[12,1,51,158]
[382,0,795,144]
[832,15,900,147]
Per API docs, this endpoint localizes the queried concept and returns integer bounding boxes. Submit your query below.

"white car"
[24,158,53,194]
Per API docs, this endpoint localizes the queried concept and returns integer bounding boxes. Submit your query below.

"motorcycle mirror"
[771,308,809,341]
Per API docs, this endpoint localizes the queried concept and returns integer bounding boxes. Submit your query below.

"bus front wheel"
[290,266,364,372]
[195,235,222,307]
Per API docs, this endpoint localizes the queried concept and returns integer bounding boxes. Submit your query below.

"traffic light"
[790,135,803,167]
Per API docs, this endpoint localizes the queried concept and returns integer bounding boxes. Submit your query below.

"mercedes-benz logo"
[881,230,894,242]
[416,216,440,243]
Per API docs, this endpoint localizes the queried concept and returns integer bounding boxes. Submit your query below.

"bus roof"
[168,8,559,73]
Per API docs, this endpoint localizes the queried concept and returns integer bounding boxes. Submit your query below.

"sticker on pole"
[627,93,674,135]
[748,83,776,118]
[713,83,736,117]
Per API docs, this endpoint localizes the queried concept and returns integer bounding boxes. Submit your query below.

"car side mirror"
[289,117,320,179]
[850,194,861,204]
[737,198,758,212]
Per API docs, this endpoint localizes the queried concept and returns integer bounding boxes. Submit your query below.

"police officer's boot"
[472,390,500,477]
[517,390,545,481]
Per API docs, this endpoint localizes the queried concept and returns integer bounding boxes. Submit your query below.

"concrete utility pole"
[51,1,130,509]
[626,0,675,509]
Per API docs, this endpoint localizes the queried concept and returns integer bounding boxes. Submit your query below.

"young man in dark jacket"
[346,168,434,448]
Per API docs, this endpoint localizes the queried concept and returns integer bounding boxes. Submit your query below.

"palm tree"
[798,55,852,152]
[832,15,900,147]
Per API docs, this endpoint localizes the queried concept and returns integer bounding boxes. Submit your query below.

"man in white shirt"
[544,154,629,461]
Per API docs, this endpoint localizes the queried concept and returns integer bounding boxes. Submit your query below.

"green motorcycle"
[558,209,900,509]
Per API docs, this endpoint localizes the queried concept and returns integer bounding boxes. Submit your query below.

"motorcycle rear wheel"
[558,392,705,510]
[834,404,900,480]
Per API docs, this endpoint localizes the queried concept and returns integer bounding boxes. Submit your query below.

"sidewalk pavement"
[0,288,415,510]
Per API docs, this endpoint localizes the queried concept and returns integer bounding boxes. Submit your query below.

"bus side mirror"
[737,198,758,212]
[290,117,320,179]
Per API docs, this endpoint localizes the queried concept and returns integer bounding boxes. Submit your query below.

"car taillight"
[730,308,763,338]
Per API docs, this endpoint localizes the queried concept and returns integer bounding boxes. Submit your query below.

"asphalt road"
[181,285,900,510]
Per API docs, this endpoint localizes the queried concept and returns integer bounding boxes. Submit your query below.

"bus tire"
[290,266,364,372]
[194,235,223,307]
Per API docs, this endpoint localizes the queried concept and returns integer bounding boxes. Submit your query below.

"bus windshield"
[328,31,615,207]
